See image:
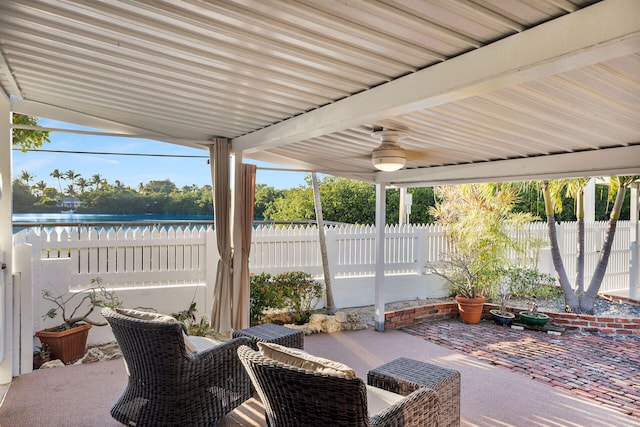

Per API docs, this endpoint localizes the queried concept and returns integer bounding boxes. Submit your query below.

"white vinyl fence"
[11,220,632,354]
[14,221,632,295]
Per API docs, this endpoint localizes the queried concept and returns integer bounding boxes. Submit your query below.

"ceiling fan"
[370,128,427,172]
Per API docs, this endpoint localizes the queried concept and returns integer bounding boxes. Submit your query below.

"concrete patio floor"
[1,324,639,426]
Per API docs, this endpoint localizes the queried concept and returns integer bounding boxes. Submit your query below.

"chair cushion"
[115,307,177,323]
[187,336,223,353]
[257,341,356,379]
[114,307,199,353]
[366,385,404,416]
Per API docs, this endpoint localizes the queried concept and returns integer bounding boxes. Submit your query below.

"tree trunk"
[582,186,626,313]
[312,173,336,313]
[542,181,579,312]
[575,188,585,294]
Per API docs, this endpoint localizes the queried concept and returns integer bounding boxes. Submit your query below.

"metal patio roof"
[1,0,639,186]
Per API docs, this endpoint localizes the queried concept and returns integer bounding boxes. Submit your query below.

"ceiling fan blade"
[406,150,429,161]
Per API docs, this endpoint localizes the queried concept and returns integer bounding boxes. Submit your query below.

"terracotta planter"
[455,295,486,324]
[35,323,91,364]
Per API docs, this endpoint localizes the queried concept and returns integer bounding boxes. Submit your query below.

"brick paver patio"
[401,319,640,418]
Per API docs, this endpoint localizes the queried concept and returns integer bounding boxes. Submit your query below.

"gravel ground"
[509,294,640,317]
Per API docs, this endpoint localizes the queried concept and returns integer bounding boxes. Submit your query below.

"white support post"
[374,183,386,332]
[399,188,406,226]
[630,183,639,300]
[0,96,13,383]
[584,178,596,223]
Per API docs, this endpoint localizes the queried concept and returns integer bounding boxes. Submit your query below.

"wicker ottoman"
[367,357,460,427]
[232,323,304,351]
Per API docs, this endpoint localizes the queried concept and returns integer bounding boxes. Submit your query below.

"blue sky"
[12,119,307,190]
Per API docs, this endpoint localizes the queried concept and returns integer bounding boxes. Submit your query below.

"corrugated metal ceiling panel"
[2,0,637,184]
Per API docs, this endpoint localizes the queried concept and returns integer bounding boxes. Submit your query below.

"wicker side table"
[232,323,304,351]
[367,357,460,427]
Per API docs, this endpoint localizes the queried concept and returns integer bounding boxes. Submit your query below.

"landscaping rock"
[285,311,367,334]
[78,347,105,364]
[39,359,64,369]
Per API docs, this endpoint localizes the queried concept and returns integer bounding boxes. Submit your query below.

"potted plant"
[35,278,121,363]
[32,343,51,369]
[489,281,515,326]
[518,298,549,326]
[427,184,539,324]
[428,250,493,324]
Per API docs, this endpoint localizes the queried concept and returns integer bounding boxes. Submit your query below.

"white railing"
[14,221,632,294]
[18,225,211,289]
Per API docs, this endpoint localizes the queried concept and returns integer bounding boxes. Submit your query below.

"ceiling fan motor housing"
[371,130,406,171]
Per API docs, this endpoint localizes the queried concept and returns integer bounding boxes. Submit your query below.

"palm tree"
[64,170,80,195]
[65,184,76,196]
[545,178,590,295]
[91,174,105,191]
[50,169,64,193]
[311,172,335,313]
[542,176,640,313]
[19,170,34,186]
[33,180,48,198]
[76,177,89,194]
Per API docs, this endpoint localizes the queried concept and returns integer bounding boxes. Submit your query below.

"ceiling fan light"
[372,156,406,172]
[371,144,406,171]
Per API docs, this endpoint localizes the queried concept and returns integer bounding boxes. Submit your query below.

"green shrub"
[171,301,217,338]
[503,267,560,300]
[250,271,324,325]
[250,272,288,325]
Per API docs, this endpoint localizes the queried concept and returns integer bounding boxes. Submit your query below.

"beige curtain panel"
[209,140,233,333]
[233,163,256,330]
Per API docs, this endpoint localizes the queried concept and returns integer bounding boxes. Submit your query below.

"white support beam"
[234,0,640,153]
[584,178,596,223]
[0,51,21,99]
[0,94,12,383]
[399,188,407,226]
[374,182,386,332]
[379,145,640,187]
[244,151,377,183]
[631,183,639,300]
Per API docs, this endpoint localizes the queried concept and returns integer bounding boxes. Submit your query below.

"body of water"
[12,212,214,233]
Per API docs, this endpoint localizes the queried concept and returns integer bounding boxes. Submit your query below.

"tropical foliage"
[11,114,50,151]
[264,175,436,224]
[171,301,218,338]
[501,266,560,300]
[249,271,324,325]
[12,173,215,214]
[427,184,540,299]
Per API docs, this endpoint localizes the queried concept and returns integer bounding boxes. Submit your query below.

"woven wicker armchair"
[237,344,441,427]
[102,307,252,427]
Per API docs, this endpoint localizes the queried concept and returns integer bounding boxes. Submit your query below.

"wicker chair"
[237,344,441,427]
[102,307,252,427]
